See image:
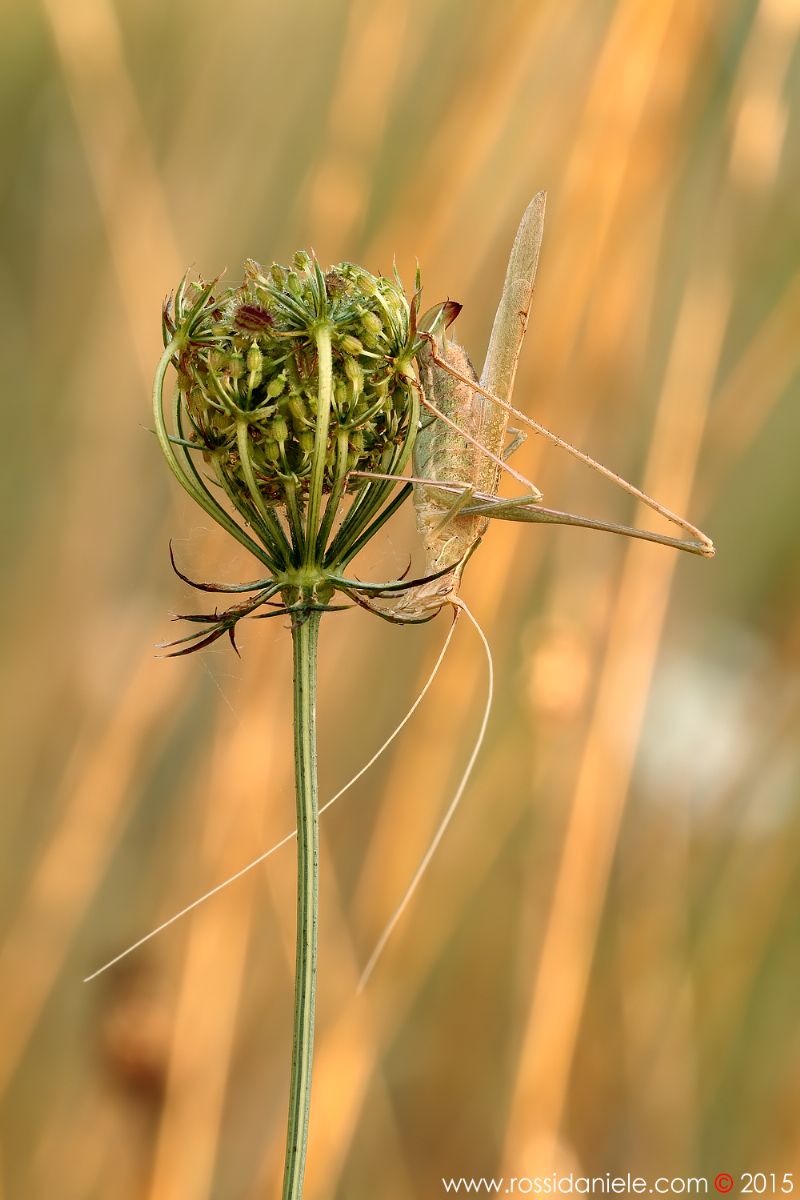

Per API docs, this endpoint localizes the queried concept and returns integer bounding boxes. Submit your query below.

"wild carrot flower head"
[162,254,418,518]
[154,252,435,649]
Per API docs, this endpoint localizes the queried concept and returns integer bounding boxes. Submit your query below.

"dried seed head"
[164,255,417,514]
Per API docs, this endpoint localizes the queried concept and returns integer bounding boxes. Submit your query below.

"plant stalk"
[281,608,321,1200]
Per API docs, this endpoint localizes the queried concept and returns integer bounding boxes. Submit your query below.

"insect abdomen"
[414,339,495,573]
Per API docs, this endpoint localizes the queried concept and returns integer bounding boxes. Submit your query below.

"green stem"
[314,429,350,558]
[304,325,333,567]
[282,609,321,1200]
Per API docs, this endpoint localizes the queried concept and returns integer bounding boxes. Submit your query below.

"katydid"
[355,191,713,986]
[360,190,712,624]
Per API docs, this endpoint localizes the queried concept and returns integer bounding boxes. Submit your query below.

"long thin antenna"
[83,615,459,984]
[358,599,494,991]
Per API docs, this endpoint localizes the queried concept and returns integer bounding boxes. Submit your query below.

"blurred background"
[2,0,800,1196]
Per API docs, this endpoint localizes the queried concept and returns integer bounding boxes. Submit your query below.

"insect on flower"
[86,191,714,986]
[349,191,713,628]
[87,198,715,1200]
[351,192,714,985]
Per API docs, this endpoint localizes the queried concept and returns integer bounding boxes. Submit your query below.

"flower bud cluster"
[163,254,416,511]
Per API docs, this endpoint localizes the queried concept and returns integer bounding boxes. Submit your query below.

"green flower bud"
[288,393,308,423]
[271,416,289,443]
[228,352,245,379]
[247,341,263,374]
[343,358,364,393]
[361,310,382,335]
[357,272,377,296]
[340,334,363,356]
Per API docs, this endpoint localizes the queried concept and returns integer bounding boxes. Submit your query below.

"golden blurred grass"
[2,0,800,1197]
